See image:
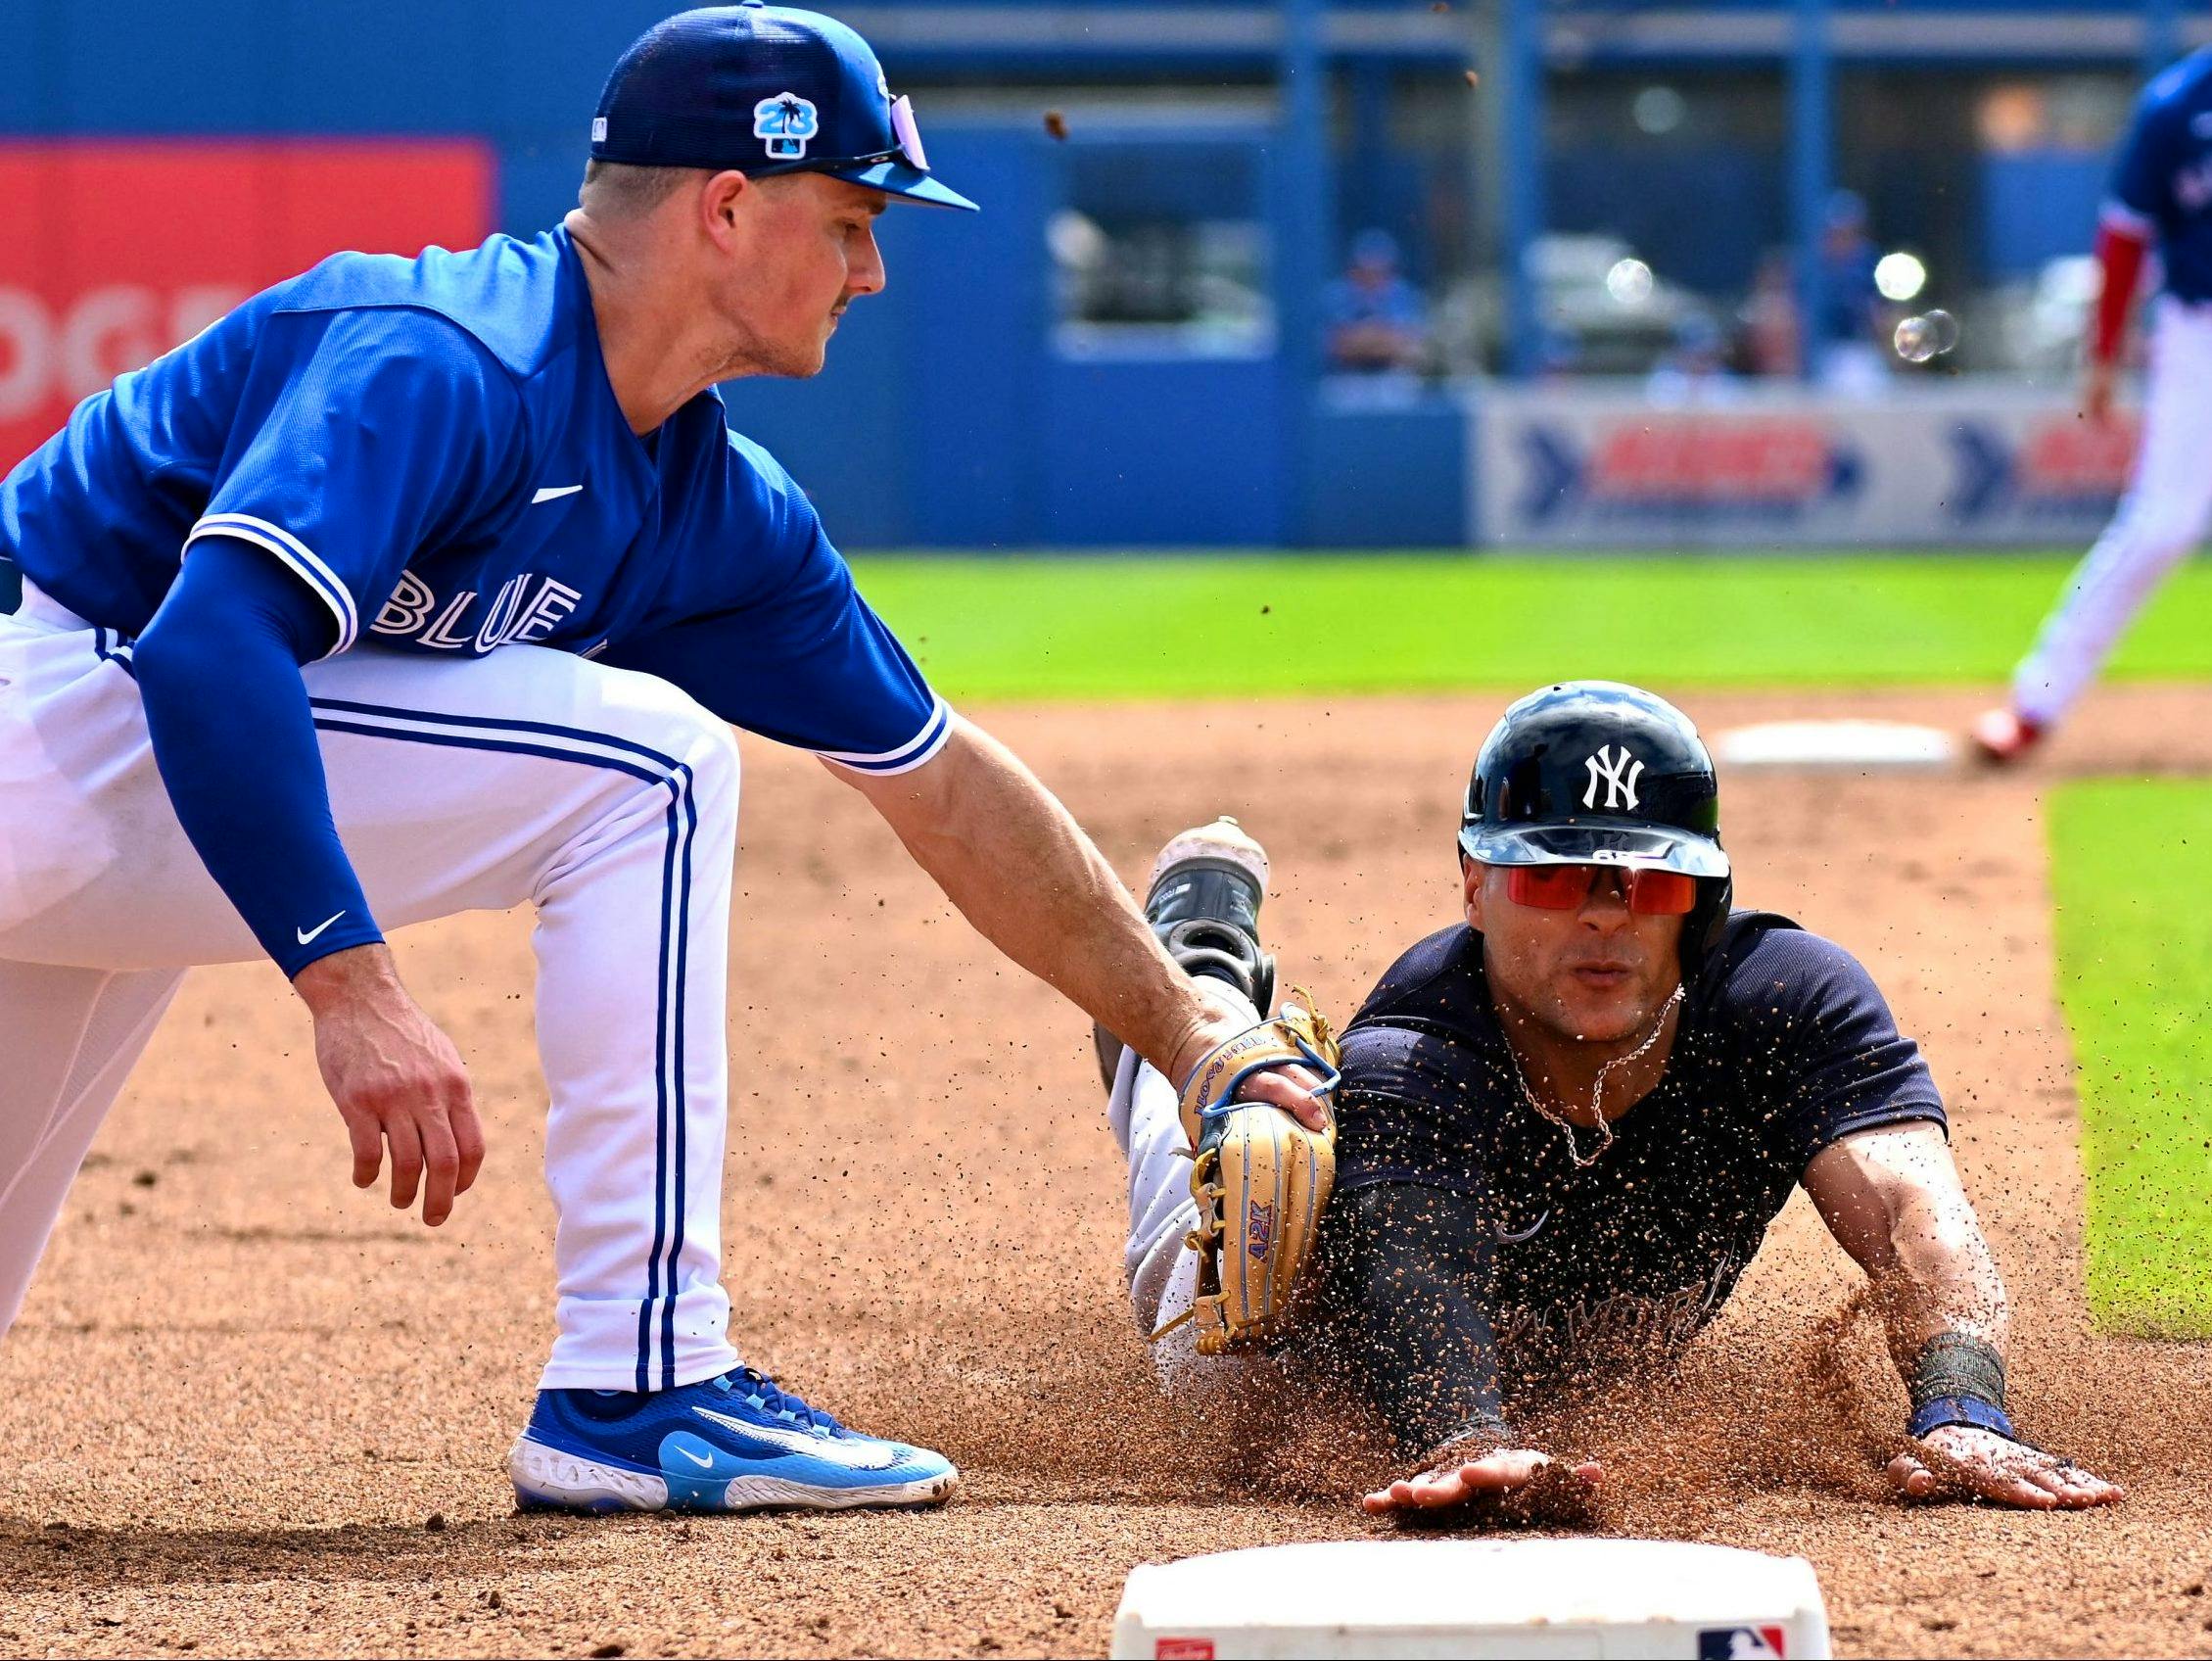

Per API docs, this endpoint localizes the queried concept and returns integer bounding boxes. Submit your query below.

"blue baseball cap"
[591,4,977,212]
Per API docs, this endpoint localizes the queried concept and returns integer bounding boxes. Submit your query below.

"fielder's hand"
[296,943,484,1227]
[1887,1426,2124,1510]
[1170,981,1332,1132]
[1362,1448,1603,1517]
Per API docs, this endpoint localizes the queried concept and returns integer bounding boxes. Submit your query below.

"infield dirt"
[3,686,2209,1659]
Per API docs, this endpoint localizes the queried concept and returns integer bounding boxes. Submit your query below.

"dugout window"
[1047,130,1275,359]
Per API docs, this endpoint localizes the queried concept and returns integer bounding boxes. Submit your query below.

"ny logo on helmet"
[1583,745,1643,811]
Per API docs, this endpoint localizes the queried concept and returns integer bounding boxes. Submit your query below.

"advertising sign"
[0,141,493,474]
[1472,383,2138,548]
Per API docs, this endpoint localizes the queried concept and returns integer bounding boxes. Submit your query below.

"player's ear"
[1461,854,1485,932]
[699,169,752,243]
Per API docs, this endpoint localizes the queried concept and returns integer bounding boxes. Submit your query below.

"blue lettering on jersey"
[2179,157,2212,214]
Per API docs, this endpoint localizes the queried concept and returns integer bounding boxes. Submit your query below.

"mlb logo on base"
[1111,1540,1832,1659]
[1700,1626,1791,1659]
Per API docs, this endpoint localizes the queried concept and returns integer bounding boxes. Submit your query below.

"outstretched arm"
[1805,1123,2121,1508]
[826,718,1323,1123]
[1803,1121,2007,1362]
[1321,1181,1601,1515]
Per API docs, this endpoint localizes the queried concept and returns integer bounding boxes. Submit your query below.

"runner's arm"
[1803,1120,2008,1370]
[1808,1121,2124,1508]
[827,717,1324,1117]
[2091,87,2169,371]
[1321,1180,1512,1455]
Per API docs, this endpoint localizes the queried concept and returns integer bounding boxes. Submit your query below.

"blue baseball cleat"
[508,1366,959,1513]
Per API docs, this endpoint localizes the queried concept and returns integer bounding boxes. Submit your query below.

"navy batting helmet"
[1458,681,1732,964]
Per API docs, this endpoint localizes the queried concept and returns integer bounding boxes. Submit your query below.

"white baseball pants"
[0,583,741,1392]
[1109,998,1270,1400]
[2013,297,2212,727]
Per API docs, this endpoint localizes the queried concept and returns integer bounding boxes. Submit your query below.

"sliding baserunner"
[1105,682,2123,1516]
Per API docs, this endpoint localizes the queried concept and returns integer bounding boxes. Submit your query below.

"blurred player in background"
[1104,684,2123,1518]
[1811,191,1888,395]
[1324,229,1429,375]
[1976,47,2212,763]
[1644,313,1741,406]
[1742,250,1806,379]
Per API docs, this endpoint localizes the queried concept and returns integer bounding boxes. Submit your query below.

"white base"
[1110,1539,1830,1660]
[1712,719,1958,772]
[507,1437,960,1513]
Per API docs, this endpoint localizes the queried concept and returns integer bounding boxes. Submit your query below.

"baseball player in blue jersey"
[0,4,1321,1515]
[1976,47,2212,762]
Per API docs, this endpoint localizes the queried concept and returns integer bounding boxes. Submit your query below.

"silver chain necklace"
[1503,984,1685,1169]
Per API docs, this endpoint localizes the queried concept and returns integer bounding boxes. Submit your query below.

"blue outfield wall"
[0,0,2148,551]
[0,0,1469,549]
[577,114,1464,548]
[1,0,1467,548]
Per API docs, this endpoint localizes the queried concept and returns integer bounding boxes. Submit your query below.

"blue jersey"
[0,227,944,772]
[2107,48,2212,305]
[1323,274,1424,334]
[1813,239,1880,346]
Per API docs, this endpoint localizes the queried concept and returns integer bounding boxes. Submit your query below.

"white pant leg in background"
[2014,298,2212,727]
[0,961,183,1332]
[1108,1000,1271,1401]
[0,592,739,1392]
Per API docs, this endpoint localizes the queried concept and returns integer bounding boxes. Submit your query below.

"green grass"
[2049,780,2212,1338]
[850,552,2212,701]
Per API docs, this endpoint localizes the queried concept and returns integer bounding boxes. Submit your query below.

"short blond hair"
[579,159,697,217]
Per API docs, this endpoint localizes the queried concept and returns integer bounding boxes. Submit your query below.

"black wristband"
[1909,1331,2006,1414]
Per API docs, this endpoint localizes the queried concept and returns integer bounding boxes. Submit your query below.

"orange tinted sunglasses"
[1505,864,1698,917]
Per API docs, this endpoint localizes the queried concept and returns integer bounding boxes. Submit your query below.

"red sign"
[0,140,494,471]
[1153,1640,1216,1660]
[2019,412,2140,496]
[1592,418,1834,501]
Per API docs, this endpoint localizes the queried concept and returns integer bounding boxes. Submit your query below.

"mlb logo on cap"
[590,3,976,211]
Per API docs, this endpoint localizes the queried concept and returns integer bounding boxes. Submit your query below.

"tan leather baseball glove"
[1153,995,1341,1354]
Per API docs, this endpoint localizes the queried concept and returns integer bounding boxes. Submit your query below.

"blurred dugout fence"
[0,0,2201,552]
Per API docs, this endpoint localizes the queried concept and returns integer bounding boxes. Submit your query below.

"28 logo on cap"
[754,92,820,160]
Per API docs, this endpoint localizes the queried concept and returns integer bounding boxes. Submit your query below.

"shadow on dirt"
[0,1511,612,1593]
